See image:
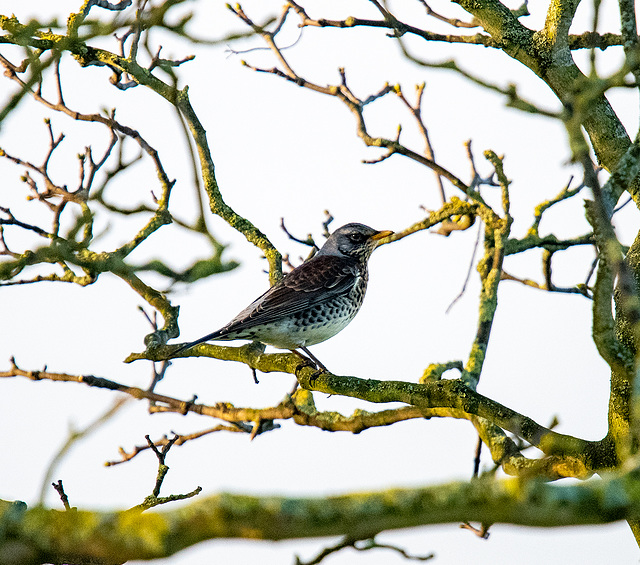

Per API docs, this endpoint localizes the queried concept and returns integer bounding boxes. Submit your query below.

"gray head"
[317,223,393,262]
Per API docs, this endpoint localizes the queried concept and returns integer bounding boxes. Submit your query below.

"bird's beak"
[370,230,394,242]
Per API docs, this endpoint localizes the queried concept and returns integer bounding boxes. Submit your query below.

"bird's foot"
[309,367,326,383]
[294,357,316,376]
[293,358,327,383]
[293,348,330,383]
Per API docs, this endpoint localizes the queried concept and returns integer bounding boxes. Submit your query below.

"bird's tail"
[170,330,227,356]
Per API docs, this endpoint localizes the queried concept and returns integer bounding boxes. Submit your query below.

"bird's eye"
[348,233,365,243]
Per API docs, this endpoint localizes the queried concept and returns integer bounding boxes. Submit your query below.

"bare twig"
[446,219,483,313]
[296,535,434,565]
[460,521,491,539]
[51,480,71,510]
[395,83,446,202]
[0,206,51,238]
[134,434,202,510]
[280,217,318,249]
[105,425,246,466]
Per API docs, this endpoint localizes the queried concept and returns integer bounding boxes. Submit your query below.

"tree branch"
[2,468,639,562]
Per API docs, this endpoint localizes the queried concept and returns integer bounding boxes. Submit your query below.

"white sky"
[1,1,640,563]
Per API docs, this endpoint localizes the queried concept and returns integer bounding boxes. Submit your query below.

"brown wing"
[219,254,361,334]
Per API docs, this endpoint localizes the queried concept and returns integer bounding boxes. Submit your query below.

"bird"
[171,223,393,372]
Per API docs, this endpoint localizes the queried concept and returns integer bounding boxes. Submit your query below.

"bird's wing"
[220,254,361,334]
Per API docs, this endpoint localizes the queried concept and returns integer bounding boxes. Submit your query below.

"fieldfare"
[171,223,393,371]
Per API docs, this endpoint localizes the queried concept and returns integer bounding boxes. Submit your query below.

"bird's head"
[317,223,393,262]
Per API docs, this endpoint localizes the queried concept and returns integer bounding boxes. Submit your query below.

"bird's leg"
[299,347,328,372]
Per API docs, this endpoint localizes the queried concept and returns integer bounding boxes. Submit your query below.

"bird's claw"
[294,359,327,383]
[309,368,326,383]
[295,358,316,376]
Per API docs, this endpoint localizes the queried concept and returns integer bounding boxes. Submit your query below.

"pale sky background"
[1,1,640,563]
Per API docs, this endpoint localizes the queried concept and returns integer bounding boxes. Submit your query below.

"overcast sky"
[1,1,639,563]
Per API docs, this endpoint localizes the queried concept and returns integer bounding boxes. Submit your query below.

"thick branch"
[2,470,639,562]
[129,341,605,469]
[174,88,283,284]
[286,2,625,51]
[452,0,632,192]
